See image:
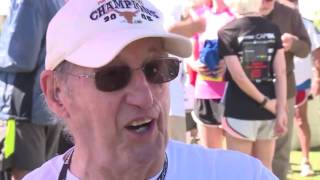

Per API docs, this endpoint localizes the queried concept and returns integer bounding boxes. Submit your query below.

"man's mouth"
[125,118,154,133]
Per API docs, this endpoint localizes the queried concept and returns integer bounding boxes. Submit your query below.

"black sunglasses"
[59,57,181,92]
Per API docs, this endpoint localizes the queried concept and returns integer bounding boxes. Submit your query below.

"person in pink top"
[187,0,234,148]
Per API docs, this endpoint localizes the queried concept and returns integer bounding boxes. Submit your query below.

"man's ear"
[40,70,69,119]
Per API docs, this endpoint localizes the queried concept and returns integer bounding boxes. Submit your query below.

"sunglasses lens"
[94,58,180,92]
[144,59,180,84]
[95,65,131,92]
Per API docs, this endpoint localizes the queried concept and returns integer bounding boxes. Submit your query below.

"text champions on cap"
[90,0,160,24]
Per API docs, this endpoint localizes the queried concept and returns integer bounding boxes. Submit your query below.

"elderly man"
[260,0,311,179]
[23,0,278,179]
[0,0,64,179]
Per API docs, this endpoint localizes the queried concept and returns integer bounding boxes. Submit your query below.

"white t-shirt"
[23,140,278,180]
[294,18,320,86]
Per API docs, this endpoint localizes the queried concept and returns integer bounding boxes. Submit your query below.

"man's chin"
[129,135,167,163]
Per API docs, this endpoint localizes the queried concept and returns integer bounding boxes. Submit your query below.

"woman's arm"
[273,48,288,136]
[224,55,276,113]
[273,49,287,111]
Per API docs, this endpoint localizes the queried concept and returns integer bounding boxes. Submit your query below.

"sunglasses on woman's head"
[58,57,181,92]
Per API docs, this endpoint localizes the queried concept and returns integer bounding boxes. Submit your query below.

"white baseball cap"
[45,0,192,70]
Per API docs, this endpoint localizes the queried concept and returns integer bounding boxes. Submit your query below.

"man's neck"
[69,145,165,180]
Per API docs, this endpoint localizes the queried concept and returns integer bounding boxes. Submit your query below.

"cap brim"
[62,28,192,69]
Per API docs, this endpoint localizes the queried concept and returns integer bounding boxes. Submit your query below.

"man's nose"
[125,70,154,109]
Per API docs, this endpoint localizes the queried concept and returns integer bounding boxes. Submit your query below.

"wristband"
[259,97,269,108]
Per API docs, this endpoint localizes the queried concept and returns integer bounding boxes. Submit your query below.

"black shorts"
[193,99,224,125]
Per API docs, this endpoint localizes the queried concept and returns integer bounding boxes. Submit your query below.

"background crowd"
[0,0,319,179]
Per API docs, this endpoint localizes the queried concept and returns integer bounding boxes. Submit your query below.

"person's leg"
[295,101,311,162]
[272,97,295,180]
[225,133,253,155]
[222,117,258,153]
[185,110,198,144]
[189,128,199,143]
[0,171,11,180]
[252,139,276,170]
[167,115,187,142]
[192,99,224,148]
[197,124,224,148]
[11,122,46,180]
[294,101,314,176]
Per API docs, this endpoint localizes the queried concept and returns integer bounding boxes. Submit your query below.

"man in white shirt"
[23,0,278,179]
